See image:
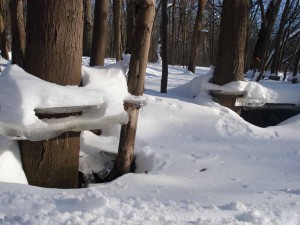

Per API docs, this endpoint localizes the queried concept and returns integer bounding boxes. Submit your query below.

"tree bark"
[160,0,168,93]
[188,0,207,73]
[212,0,249,86]
[21,0,83,188]
[0,0,8,60]
[125,0,136,54]
[90,0,109,66]
[83,0,93,56]
[113,0,155,177]
[9,0,26,66]
[113,0,122,61]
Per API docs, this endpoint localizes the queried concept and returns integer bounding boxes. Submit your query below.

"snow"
[0,57,300,224]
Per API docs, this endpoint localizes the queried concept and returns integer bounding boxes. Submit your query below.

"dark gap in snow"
[240,103,300,127]
[78,151,136,188]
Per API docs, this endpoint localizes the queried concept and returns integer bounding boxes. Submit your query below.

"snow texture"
[0,57,300,224]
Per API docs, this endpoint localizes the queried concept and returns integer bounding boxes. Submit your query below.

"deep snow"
[0,57,300,225]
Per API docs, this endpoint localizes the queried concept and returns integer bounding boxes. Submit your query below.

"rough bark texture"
[160,0,168,93]
[9,0,26,67]
[90,0,109,66]
[20,132,80,188]
[114,0,155,176]
[113,0,122,61]
[22,0,83,188]
[212,0,249,85]
[187,0,206,73]
[83,0,93,56]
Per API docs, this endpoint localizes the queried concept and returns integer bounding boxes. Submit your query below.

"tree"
[113,0,122,61]
[125,0,136,54]
[9,0,26,66]
[188,0,207,73]
[83,0,93,56]
[111,0,155,178]
[90,0,109,66]
[160,0,168,93]
[212,0,249,85]
[20,0,83,188]
[0,0,9,60]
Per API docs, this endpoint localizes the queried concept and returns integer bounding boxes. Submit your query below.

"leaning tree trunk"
[113,0,122,61]
[111,0,155,178]
[187,0,206,74]
[83,0,93,56]
[90,0,109,66]
[21,0,83,188]
[212,0,249,85]
[9,0,26,66]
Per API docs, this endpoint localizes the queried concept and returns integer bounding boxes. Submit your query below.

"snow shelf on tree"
[0,105,128,141]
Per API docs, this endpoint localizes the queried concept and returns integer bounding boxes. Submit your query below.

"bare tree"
[20,0,83,188]
[90,0,109,66]
[0,0,9,60]
[111,0,155,178]
[83,0,93,56]
[188,0,207,73]
[160,0,168,93]
[113,0,122,61]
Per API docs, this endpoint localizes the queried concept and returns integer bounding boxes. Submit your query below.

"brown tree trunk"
[9,0,26,66]
[0,0,8,60]
[90,0,109,66]
[112,0,155,178]
[21,0,83,188]
[160,0,168,93]
[212,0,249,85]
[125,0,136,54]
[83,0,93,56]
[188,0,206,73]
[113,0,122,61]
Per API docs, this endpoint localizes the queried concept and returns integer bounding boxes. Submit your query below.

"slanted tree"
[83,0,93,56]
[113,0,122,61]
[188,0,207,74]
[111,0,155,178]
[160,0,168,93]
[20,0,83,188]
[90,0,109,66]
[9,0,26,66]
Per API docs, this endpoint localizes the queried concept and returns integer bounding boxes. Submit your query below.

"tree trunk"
[212,0,249,86]
[112,0,155,178]
[21,0,83,188]
[0,0,8,60]
[83,0,93,56]
[188,0,206,73]
[9,0,26,66]
[125,0,136,54]
[160,0,168,93]
[90,0,109,66]
[113,0,122,61]
[0,29,8,59]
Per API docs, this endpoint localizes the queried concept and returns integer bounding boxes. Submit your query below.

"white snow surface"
[0,58,300,224]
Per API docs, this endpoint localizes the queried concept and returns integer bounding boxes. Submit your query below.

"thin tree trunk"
[113,0,122,61]
[188,0,206,73]
[125,0,135,54]
[9,0,26,66]
[111,0,155,178]
[21,0,83,188]
[160,0,168,93]
[83,0,93,56]
[0,0,8,60]
[90,0,109,66]
[212,0,249,85]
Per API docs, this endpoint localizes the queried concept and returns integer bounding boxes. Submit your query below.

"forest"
[0,0,300,224]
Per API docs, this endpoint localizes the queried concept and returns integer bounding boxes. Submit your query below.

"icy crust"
[0,64,130,141]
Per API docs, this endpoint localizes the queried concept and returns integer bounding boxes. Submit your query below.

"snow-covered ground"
[0,57,300,225]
